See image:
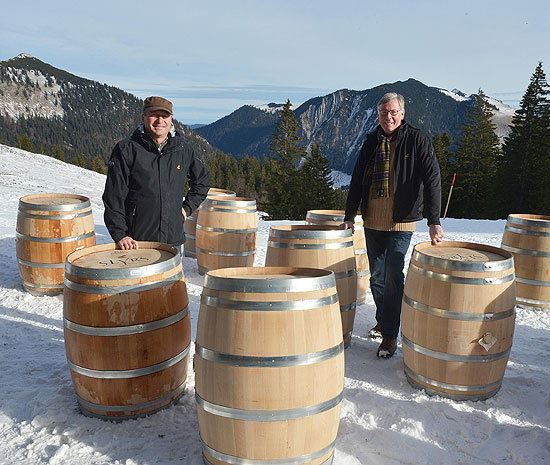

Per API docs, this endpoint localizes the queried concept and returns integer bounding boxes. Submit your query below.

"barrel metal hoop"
[354,248,368,255]
[267,240,354,250]
[204,272,336,293]
[409,263,515,285]
[22,280,63,290]
[200,206,257,213]
[340,301,356,313]
[19,198,91,211]
[16,231,95,243]
[306,211,344,222]
[517,296,550,306]
[507,215,550,229]
[269,229,352,240]
[333,269,356,279]
[202,293,339,311]
[516,277,550,287]
[195,342,343,368]
[77,381,186,414]
[196,247,256,257]
[196,391,343,422]
[203,199,257,207]
[67,344,190,379]
[504,225,550,237]
[185,234,196,240]
[64,270,184,295]
[412,249,514,272]
[17,210,92,220]
[356,269,370,278]
[201,441,335,465]
[65,250,181,280]
[401,334,511,363]
[187,216,197,222]
[197,224,258,234]
[404,365,502,396]
[64,306,189,336]
[18,259,65,268]
[402,294,516,321]
[501,244,550,257]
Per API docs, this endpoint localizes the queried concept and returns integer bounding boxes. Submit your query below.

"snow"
[1,144,549,465]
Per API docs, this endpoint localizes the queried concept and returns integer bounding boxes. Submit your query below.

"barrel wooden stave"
[501,214,550,309]
[63,242,190,420]
[265,225,357,347]
[401,241,516,400]
[305,209,370,304]
[16,193,96,295]
[195,267,343,464]
[184,188,236,258]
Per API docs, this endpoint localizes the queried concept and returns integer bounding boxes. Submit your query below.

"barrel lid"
[65,242,180,279]
[19,193,91,211]
[412,241,514,272]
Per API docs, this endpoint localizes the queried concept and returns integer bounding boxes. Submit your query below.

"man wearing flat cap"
[103,96,210,250]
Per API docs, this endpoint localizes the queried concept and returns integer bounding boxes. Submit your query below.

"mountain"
[0,53,221,168]
[196,78,515,174]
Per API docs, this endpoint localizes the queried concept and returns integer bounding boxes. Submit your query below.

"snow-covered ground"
[0,145,548,465]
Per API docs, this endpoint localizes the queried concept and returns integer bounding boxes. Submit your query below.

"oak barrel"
[501,214,550,309]
[401,241,516,401]
[16,193,96,295]
[195,266,343,465]
[306,209,370,304]
[195,196,258,275]
[265,225,357,348]
[63,242,190,420]
[184,188,236,259]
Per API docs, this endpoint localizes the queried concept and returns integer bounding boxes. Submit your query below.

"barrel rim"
[203,267,336,293]
[412,241,514,271]
[507,213,550,227]
[19,193,91,211]
[202,197,256,206]
[269,225,353,239]
[65,242,181,280]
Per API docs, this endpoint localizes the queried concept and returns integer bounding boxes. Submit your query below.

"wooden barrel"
[196,196,258,275]
[63,242,190,420]
[401,241,516,401]
[265,225,357,348]
[16,193,96,295]
[184,188,236,259]
[501,214,550,309]
[306,209,370,304]
[195,266,344,465]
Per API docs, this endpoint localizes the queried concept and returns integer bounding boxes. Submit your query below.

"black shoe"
[377,337,397,358]
[368,323,382,339]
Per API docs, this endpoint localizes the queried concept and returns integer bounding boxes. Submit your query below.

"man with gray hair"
[341,92,444,358]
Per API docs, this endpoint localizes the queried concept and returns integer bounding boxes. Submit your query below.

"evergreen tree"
[450,90,500,219]
[432,132,453,202]
[74,153,88,168]
[16,134,35,152]
[497,62,550,216]
[91,155,107,174]
[300,143,338,214]
[263,100,306,219]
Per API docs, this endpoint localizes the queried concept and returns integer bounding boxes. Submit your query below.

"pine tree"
[300,143,338,214]
[450,90,500,218]
[432,132,453,201]
[263,100,306,219]
[16,134,35,153]
[497,62,550,216]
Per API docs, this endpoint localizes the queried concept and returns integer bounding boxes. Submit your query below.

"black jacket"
[103,127,210,246]
[344,121,441,226]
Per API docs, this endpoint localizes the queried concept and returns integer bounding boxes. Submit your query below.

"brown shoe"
[377,337,397,358]
[368,323,382,339]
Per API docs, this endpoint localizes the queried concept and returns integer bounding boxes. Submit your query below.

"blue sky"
[1,0,548,124]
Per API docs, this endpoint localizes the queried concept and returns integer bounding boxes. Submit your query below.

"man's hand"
[429,224,444,245]
[118,236,139,250]
[182,207,187,220]
[339,221,355,233]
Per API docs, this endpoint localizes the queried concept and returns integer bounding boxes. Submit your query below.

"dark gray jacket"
[103,126,210,245]
[344,121,441,225]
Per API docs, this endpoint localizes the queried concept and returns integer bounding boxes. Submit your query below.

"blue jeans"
[365,229,413,339]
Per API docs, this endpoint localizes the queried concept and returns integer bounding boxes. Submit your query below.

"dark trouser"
[365,228,413,339]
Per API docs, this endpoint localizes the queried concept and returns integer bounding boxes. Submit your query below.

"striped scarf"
[371,133,393,198]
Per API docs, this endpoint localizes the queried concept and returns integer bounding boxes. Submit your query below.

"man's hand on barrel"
[118,236,139,250]
[429,224,444,245]
[339,221,355,233]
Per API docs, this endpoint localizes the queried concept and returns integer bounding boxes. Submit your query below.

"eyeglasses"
[378,110,402,117]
